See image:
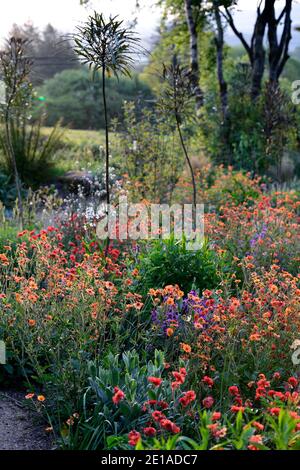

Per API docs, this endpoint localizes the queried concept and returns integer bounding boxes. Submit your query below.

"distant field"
[41,127,119,176]
[41,127,107,146]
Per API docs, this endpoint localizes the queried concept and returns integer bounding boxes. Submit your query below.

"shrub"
[137,237,221,295]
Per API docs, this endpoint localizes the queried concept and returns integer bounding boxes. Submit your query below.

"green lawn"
[41,127,119,176]
[41,127,106,146]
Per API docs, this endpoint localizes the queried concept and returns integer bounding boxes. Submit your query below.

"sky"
[0,0,299,50]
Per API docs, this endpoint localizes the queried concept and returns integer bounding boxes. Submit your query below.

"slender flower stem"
[175,115,197,212]
[102,66,110,208]
[102,66,110,255]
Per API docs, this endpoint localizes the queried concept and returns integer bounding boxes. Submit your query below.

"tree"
[8,23,79,85]
[268,0,292,85]
[212,0,228,121]
[38,68,152,130]
[184,0,204,109]
[223,0,293,98]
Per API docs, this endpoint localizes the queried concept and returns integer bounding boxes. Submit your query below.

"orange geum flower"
[0,254,9,266]
[180,343,192,354]
[269,284,278,294]
[104,281,114,290]
[86,288,95,296]
[37,395,46,402]
[28,319,36,327]
[249,333,261,342]
[134,302,144,310]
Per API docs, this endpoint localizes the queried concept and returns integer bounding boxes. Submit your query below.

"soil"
[0,391,53,450]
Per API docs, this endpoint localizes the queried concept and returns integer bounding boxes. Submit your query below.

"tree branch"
[223,7,253,63]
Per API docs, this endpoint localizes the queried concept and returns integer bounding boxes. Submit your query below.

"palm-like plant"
[159,56,197,210]
[73,12,142,209]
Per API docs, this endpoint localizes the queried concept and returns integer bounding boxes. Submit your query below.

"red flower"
[253,421,264,431]
[158,400,169,410]
[179,390,196,407]
[270,408,281,416]
[212,412,222,421]
[249,435,263,446]
[144,399,158,407]
[160,419,181,434]
[112,387,125,405]
[148,377,163,387]
[143,427,156,437]
[202,396,214,409]
[202,376,214,388]
[152,410,166,422]
[255,387,267,400]
[269,391,285,401]
[228,385,240,396]
[257,378,270,389]
[231,405,245,413]
[288,377,298,388]
[172,371,186,384]
[128,430,141,446]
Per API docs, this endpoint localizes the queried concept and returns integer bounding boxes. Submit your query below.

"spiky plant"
[159,56,197,210]
[73,12,142,210]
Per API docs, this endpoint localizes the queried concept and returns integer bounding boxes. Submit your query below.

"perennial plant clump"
[0,172,299,450]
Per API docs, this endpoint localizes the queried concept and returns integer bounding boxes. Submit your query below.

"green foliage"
[114,101,183,202]
[0,222,20,253]
[38,68,153,130]
[135,410,300,451]
[0,119,64,187]
[0,172,20,207]
[64,350,165,450]
[201,63,298,178]
[282,57,300,83]
[137,237,220,294]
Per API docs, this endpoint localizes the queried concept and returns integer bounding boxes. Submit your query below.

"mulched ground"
[0,391,53,450]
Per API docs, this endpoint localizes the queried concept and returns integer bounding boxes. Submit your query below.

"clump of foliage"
[201,63,298,179]
[137,237,221,295]
[0,119,64,187]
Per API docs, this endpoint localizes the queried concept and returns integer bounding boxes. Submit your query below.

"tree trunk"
[184,0,203,110]
[268,0,292,84]
[225,1,283,100]
[213,2,228,120]
[251,4,269,99]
